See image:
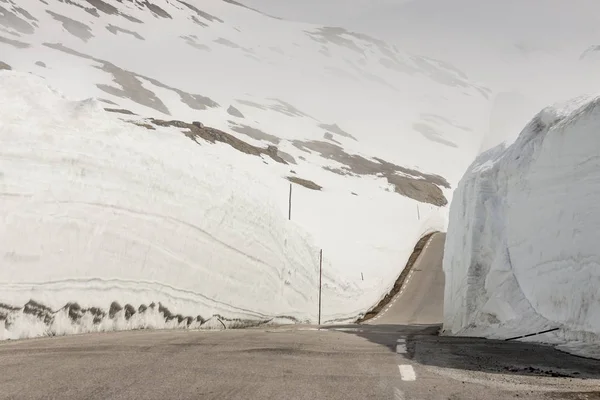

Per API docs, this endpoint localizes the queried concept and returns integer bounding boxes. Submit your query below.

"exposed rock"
[44,43,219,114]
[106,24,145,40]
[142,0,171,19]
[293,140,449,205]
[227,105,244,118]
[35,60,46,67]
[181,35,210,51]
[320,123,357,141]
[323,132,340,144]
[0,5,34,34]
[413,122,458,148]
[229,121,279,144]
[104,108,136,115]
[177,0,223,22]
[151,118,287,164]
[0,34,29,48]
[0,61,11,70]
[287,176,322,191]
[46,10,93,42]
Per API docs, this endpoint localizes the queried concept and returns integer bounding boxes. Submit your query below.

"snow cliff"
[443,95,600,358]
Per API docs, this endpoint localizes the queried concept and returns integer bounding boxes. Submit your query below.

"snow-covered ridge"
[443,95,600,359]
[0,0,491,339]
[0,0,490,184]
[0,71,324,339]
[1,70,449,339]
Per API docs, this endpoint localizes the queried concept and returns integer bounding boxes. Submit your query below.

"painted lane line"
[399,365,416,381]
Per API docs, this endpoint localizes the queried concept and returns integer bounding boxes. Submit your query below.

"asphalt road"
[365,232,446,326]
[2,232,600,400]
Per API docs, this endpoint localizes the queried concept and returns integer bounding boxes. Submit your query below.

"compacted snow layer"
[0,72,321,338]
[443,95,600,358]
[0,0,483,339]
[0,72,446,339]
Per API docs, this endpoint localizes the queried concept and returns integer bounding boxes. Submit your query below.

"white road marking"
[368,234,438,323]
[393,387,405,400]
[399,365,416,381]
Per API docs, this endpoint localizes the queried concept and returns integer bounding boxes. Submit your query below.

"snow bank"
[443,94,600,358]
[0,71,322,338]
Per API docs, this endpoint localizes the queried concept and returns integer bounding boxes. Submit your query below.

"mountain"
[306,0,600,149]
[0,0,490,337]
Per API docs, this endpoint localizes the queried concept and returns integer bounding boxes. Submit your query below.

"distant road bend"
[2,232,600,400]
[363,232,446,326]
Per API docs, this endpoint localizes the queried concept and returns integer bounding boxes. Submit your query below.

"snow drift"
[443,95,600,358]
[0,0,485,340]
[0,71,324,338]
[0,70,447,340]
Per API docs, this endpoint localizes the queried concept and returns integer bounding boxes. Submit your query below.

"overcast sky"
[242,0,600,137]
[242,0,413,26]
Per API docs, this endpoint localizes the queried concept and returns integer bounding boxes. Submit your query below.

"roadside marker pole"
[318,249,323,326]
[288,183,292,220]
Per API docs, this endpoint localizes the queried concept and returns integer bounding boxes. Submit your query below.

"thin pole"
[417,204,420,220]
[318,249,323,325]
[288,183,292,220]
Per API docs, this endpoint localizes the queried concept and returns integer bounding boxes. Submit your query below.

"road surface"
[365,232,446,326]
[2,232,600,399]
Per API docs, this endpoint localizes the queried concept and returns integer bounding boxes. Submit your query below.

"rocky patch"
[0,4,34,34]
[35,60,46,67]
[421,113,472,131]
[151,119,287,164]
[228,121,279,144]
[293,140,449,205]
[236,98,314,119]
[104,108,136,115]
[319,123,356,141]
[106,24,144,40]
[0,33,29,48]
[227,105,244,118]
[214,37,254,54]
[287,176,322,191]
[221,0,281,20]
[44,43,219,114]
[0,61,11,70]
[142,0,171,18]
[85,0,142,23]
[413,122,457,148]
[59,0,99,17]
[46,10,93,42]
[177,0,223,23]
[323,132,340,144]
[181,35,210,51]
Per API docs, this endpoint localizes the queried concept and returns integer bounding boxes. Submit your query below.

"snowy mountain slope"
[0,0,490,181]
[443,95,600,359]
[294,0,600,151]
[0,0,491,338]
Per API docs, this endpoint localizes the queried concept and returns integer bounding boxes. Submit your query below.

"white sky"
[242,0,600,148]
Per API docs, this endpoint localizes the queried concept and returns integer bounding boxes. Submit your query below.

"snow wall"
[443,95,600,358]
[0,72,323,339]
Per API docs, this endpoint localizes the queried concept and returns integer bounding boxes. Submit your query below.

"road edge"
[356,232,439,323]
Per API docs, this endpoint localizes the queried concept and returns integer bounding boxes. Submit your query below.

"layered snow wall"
[443,95,600,358]
[0,72,323,338]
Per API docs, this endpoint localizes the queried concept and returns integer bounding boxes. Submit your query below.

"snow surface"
[0,68,447,338]
[0,0,489,339]
[443,95,600,359]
